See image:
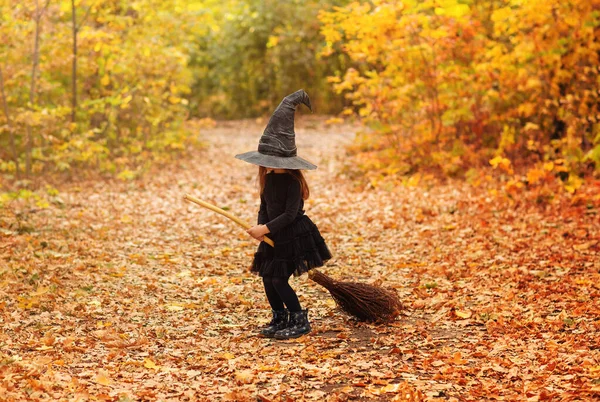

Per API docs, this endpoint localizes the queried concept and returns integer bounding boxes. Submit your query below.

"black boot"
[260,309,289,338]
[274,309,311,339]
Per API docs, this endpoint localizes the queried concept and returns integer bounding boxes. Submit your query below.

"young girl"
[235,89,332,339]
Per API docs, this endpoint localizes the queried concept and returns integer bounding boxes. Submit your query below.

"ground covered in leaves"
[1,118,599,401]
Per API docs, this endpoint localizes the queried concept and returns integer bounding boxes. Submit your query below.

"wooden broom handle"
[183,194,275,248]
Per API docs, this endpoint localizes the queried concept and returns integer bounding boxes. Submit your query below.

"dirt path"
[1,118,599,401]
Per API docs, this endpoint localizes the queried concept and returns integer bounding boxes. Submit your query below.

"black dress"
[251,172,332,278]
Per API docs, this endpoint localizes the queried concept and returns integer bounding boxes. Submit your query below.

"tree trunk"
[71,0,77,123]
[24,0,50,177]
[0,66,19,178]
[26,0,42,176]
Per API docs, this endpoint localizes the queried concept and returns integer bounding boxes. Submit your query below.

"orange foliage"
[320,0,600,190]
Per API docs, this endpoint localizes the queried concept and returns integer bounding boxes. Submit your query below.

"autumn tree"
[187,0,350,119]
[0,0,350,180]
[320,0,600,189]
[0,0,198,177]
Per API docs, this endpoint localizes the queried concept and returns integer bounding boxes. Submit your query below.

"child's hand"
[247,224,270,241]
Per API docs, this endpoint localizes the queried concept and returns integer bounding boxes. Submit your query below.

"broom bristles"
[309,270,402,323]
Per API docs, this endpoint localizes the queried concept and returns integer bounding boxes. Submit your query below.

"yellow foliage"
[0,0,199,176]
[489,156,512,173]
[564,174,583,194]
[505,179,524,193]
[319,0,600,186]
[526,168,546,185]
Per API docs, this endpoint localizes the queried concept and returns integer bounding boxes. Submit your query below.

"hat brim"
[235,151,317,170]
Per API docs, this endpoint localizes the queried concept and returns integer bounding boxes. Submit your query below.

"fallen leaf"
[455,310,472,319]
[235,369,254,384]
[31,287,50,296]
[218,352,235,360]
[95,372,111,386]
[382,383,403,393]
[449,352,467,365]
[144,358,160,371]
[573,241,597,251]
[165,303,185,311]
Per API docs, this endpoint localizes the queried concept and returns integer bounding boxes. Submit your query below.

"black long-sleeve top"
[258,172,304,234]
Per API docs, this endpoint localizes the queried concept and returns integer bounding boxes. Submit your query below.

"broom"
[184,194,402,323]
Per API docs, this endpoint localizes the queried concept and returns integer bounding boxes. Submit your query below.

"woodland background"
[1,0,599,190]
[1,0,599,400]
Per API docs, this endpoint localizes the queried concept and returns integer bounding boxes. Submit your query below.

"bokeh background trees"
[1,0,599,192]
[320,0,600,193]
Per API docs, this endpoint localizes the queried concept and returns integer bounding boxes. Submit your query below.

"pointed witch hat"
[235,89,317,170]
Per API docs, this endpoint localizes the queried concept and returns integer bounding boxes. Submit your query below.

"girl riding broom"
[235,89,332,340]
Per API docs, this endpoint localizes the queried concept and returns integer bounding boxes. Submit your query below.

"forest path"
[1,118,598,400]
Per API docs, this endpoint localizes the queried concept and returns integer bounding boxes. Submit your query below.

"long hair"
[258,166,310,200]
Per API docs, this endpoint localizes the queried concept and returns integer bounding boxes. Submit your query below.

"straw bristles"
[309,270,402,323]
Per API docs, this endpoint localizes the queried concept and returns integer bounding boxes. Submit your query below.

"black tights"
[262,276,302,312]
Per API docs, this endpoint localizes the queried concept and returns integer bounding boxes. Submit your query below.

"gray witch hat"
[235,89,317,170]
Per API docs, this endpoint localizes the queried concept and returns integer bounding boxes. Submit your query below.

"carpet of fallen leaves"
[1,117,599,401]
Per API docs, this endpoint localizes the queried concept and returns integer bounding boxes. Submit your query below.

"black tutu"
[251,215,332,278]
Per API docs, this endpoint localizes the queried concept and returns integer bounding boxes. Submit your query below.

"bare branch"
[0,65,20,178]
[76,1,97,32]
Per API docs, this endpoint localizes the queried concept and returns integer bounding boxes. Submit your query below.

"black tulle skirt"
[251,215,332,278]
